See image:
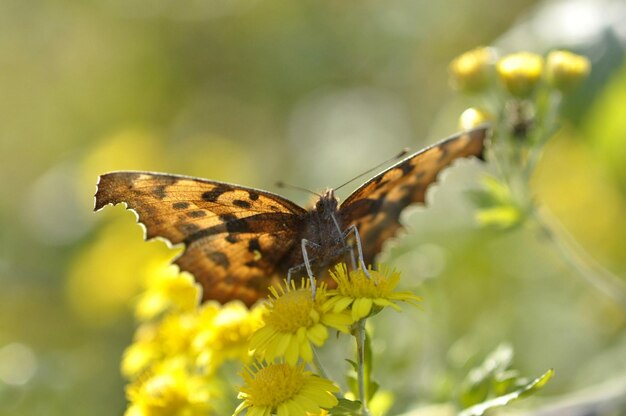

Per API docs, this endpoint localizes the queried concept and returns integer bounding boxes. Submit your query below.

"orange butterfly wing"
[339,126,488,265]
[94,172,308,305]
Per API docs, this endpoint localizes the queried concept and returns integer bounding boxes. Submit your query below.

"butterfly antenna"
[334,148,410,191]
[275,181,321,197]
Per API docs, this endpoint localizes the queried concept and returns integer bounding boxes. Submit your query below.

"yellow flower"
[125,365,214,416]
[193,301,265,369]
[458,107,493,130]
[234,362,339,416]
[122,336,161,380]
[122,311,200,381]
[449,47,496,93]
[249,280,353,365]
[496,52,544,98]
[545,50,590,92]
[135,266,201,321]
[325,264,421,321]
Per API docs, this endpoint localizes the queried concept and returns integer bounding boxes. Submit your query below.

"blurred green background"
[1,0,626,414]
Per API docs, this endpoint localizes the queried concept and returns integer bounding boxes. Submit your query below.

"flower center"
[266,289,315,332]
[245,363,306,407]
[339,269,391,298]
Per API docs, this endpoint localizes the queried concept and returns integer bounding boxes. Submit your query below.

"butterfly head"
[315,189,339,214]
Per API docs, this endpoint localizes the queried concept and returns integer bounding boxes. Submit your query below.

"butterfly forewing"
[94,172,307,305]
[339,126,488,264]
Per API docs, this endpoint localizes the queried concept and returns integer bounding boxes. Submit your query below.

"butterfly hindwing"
[94,172,308,305]
[339,127,488,264]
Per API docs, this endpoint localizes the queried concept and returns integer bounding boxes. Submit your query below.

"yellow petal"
[309,308,320,323]
[300,339,313,363]
[285,338,300,365]
[249,326,276,350]
[332,297,353,313]
[352,298,373,321]
[296,326,307,343]
[307,324,328,346]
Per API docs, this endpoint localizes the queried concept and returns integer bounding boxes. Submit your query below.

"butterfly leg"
[342,225,371,278]
[300,239,321,298]
[286,262,307,285]
[330,213,357,270]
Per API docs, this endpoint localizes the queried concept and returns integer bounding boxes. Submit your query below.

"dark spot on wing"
[400,161,413,175]
[153,185,167,199]
[368,194,385,217]
[245,260,259,269]
[225,234,238,244]
[248,238,261,253]
[374,179,389,190]
[438,140,451,161]
[172,202,189,210]
[233,199,251,209]
[208,251,230,269]
[202,184,230,202]
[179,223,200,234]
[187,210,207,218]
[226,218,251,233]
[269,206,282,212]
[219,213,237,222]
[248,191,260,201]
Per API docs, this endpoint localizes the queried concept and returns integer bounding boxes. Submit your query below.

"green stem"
[355,319,372,416]
[311,347,329,380]
[531,206,626,311]
[523,92,561,181]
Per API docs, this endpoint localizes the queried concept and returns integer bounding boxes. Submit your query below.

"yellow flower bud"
[496,52,544,98]
[545,50,590,92]
[449,47,496,93]
[459,107,492,130]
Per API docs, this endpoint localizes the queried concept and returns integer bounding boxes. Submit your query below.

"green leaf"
[459,369,554,416]
[468,176,526,230]
[493,369,521,396]
[330,398,362,415]
[368,381,380,402]
[475,206,523,230]
[481,176,513,204]
[345,359,358,372]
[460,343,514,407]
[347,375,358,397]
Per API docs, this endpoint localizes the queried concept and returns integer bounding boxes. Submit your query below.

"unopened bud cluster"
[450,47,590,97]
[449,48,590,130]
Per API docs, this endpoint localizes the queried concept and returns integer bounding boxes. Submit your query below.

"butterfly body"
[95,126,488,306]
[277,189,357,283]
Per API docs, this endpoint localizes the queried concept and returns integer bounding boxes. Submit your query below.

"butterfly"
[94,126,488,306]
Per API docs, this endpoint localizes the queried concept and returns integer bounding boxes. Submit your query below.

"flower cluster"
[122,259,420,415]
[121,266,265,415]
[238,266,420,415]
